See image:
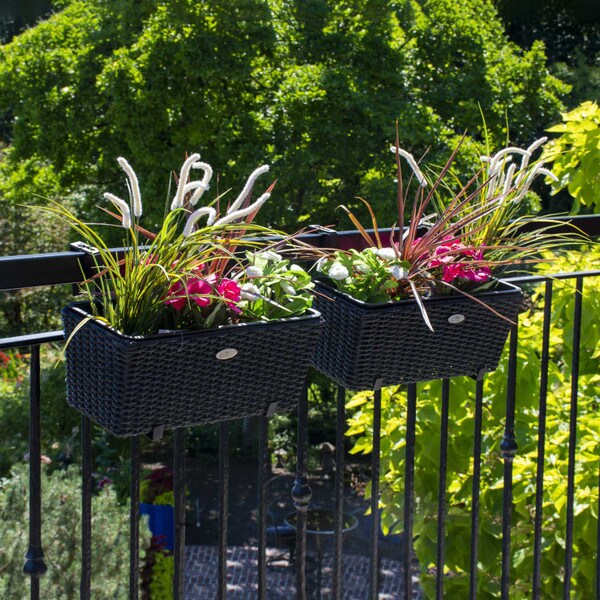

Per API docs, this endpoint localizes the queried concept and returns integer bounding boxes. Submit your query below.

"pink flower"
[441,263,464,283]
[441,263,491,283]
[187,277,213,308]
[217,278,242,313]
[164,281,187,311]
[463,265,492,282]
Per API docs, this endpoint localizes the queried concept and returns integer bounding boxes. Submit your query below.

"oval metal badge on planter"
[448,314,465,324]
[216,348,238,361]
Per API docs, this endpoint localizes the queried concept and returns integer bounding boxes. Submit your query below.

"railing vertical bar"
[332,385,346,600]
[23,345,47,600]
[129,436,141,600]
[435,379,450,600]
[292,381,312,600]
[403,383,417,600]
[597,459,600,600]
[257,417,269,600]
[500,323,519,600]
[173,428,186,600]
[368,383,382,600]
[80,415,92,600]
[218,422,230,600]
[469,375,485,600]
[532,279,553,599]
[564,276,583,599]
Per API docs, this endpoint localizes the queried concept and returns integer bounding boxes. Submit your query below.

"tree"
[0,0,568,238]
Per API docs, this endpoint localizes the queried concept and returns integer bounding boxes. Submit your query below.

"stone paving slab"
[185,545,422,599]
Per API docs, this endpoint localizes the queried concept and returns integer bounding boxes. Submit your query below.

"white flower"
[245,265,264,278]
[328,262,350,281]
[389,264,407,279]
[354,262,371,274]
[281,281,296,295]
[365,247,379,254]
[240,283,261,301]
[376,247,397,261]
[289,264,305,273]
[259,250,282,262]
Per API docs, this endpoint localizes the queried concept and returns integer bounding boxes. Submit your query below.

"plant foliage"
[543,101,600,214]
[346,246,599,598]
[0,0,568,234]
[0,463,148,599]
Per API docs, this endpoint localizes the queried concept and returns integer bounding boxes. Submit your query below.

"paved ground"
[185,545,423,599]
[181,455,423,598]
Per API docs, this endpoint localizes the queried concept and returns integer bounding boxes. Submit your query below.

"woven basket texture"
[62,303,322,437]
[312,280,524,390]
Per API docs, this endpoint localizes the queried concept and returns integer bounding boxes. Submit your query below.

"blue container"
[140,503,174,551]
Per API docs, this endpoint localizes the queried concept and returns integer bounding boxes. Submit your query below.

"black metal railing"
[0,216,599,599]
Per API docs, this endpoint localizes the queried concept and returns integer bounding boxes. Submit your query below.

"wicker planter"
[62,302,323,437]
[312,280,524,390]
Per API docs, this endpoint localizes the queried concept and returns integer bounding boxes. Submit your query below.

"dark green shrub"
[0,463,148,599]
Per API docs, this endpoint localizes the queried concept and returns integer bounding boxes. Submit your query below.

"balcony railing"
[0,215,598,599]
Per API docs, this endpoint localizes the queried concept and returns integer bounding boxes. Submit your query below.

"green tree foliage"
[346,247,599,598]
[0,463,147,599]
[0,0,568,236]
[543,101,600,214]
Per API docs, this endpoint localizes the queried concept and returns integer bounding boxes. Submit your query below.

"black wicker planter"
[62,302,323,437]
[312,280,524,390]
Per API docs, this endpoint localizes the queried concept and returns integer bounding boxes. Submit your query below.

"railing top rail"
[0,215,598,292]
[505,269,600,284]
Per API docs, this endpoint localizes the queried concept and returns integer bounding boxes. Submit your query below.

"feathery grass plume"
[389,146,427,187]
[170,153,201,210]
[225,165,270,215]
[103,193,131,229]
[182,207,217,237]
[214,192,271,226]
[117,157,143,217]
[188,162,213,206]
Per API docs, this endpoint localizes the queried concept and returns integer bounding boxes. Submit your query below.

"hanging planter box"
[312,280,524,390]
[62,302,322,438]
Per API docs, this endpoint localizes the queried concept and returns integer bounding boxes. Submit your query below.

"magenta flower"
[164,281,187,311]
[425,238,491,284]
[217,278,242,313]
[187,277,213,308]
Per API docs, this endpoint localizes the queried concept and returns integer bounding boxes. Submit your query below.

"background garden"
[0,0,598,598]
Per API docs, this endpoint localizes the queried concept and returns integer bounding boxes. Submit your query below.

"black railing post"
[368,381,383,600]
[292,380,312,600]
[332,385,346,600]
[129,436,141,600]
[173,428,186,600]
[532,280,553,599]
[435,379,450,600]
[564,277,583,599]
[403,383,417,600]
[257,416,269,599]
[80,415,92,600]
[218,422,230,600]
[500,323,519,600]
[469,375,485,599]
[23,345,47,600]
